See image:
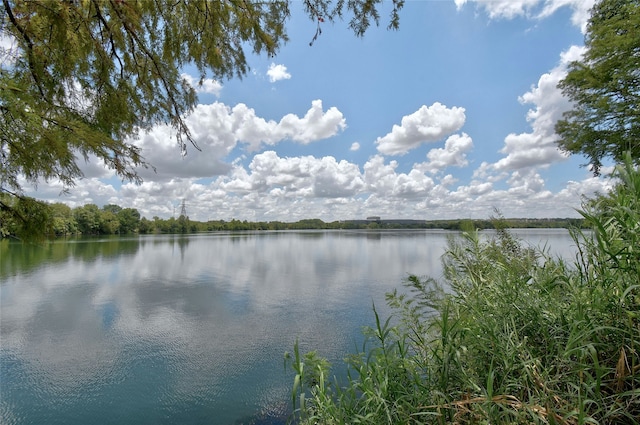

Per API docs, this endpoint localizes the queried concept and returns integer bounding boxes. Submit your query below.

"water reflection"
[1,230,579,424]
[0,236,142,279]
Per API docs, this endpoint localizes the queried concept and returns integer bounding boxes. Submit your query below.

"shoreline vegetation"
[285,156,639,423]
[0,200,586,240]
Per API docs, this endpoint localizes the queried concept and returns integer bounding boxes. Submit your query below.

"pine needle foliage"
[0,0,404,240]
[288,154,640,424]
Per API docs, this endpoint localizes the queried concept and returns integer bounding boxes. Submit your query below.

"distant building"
[366,216,381,222]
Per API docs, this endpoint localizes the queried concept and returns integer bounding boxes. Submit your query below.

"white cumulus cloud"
[181,73,223,96]
[267,63,292,83]
[131,100,346,181]
[220,151,364,199]
[375,103,466,156]
[277,100,347,144]
[420,133,474,174]
[492,45,585,172]
[454,0,540,19]
[363,155,435,199]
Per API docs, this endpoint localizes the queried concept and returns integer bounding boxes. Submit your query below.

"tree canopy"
[555,0,640,174]
[0,0,403,239]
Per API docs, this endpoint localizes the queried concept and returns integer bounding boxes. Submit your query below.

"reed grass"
[287,155,639,424]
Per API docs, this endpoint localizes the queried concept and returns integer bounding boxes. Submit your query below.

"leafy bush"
[288,154,639,424]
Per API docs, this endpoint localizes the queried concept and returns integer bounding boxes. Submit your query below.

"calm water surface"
[0,229,579,424]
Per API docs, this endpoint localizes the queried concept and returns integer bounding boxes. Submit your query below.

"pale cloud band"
[454,0,596,32]
[35,41,607,222]
[125,41,605,221]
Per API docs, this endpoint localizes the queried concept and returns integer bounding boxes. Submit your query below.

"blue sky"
[25,0,615,222]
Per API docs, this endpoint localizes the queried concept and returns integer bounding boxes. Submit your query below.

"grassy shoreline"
[287,157,639,424]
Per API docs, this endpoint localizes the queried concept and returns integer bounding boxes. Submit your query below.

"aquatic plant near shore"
[288,154,639,424]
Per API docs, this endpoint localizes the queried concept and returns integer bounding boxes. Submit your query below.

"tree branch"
[108,0,199,153]
[2,0,46,98]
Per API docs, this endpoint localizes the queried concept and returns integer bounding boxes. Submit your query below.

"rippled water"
[0,229,578,424]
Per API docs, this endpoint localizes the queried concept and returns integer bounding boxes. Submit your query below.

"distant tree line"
[0,199,585,239]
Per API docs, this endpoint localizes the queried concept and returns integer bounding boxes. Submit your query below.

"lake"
[0,229,580,424]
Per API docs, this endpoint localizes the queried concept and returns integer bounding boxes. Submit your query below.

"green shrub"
[288,154,639,424]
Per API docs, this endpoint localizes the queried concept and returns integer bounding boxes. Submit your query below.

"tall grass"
[287,154,639,424]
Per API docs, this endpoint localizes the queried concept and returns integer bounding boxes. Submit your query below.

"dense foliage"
[288,155,639,424]
[556,0,640,174]
[0,196,584,239]
[0,0,403,239]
